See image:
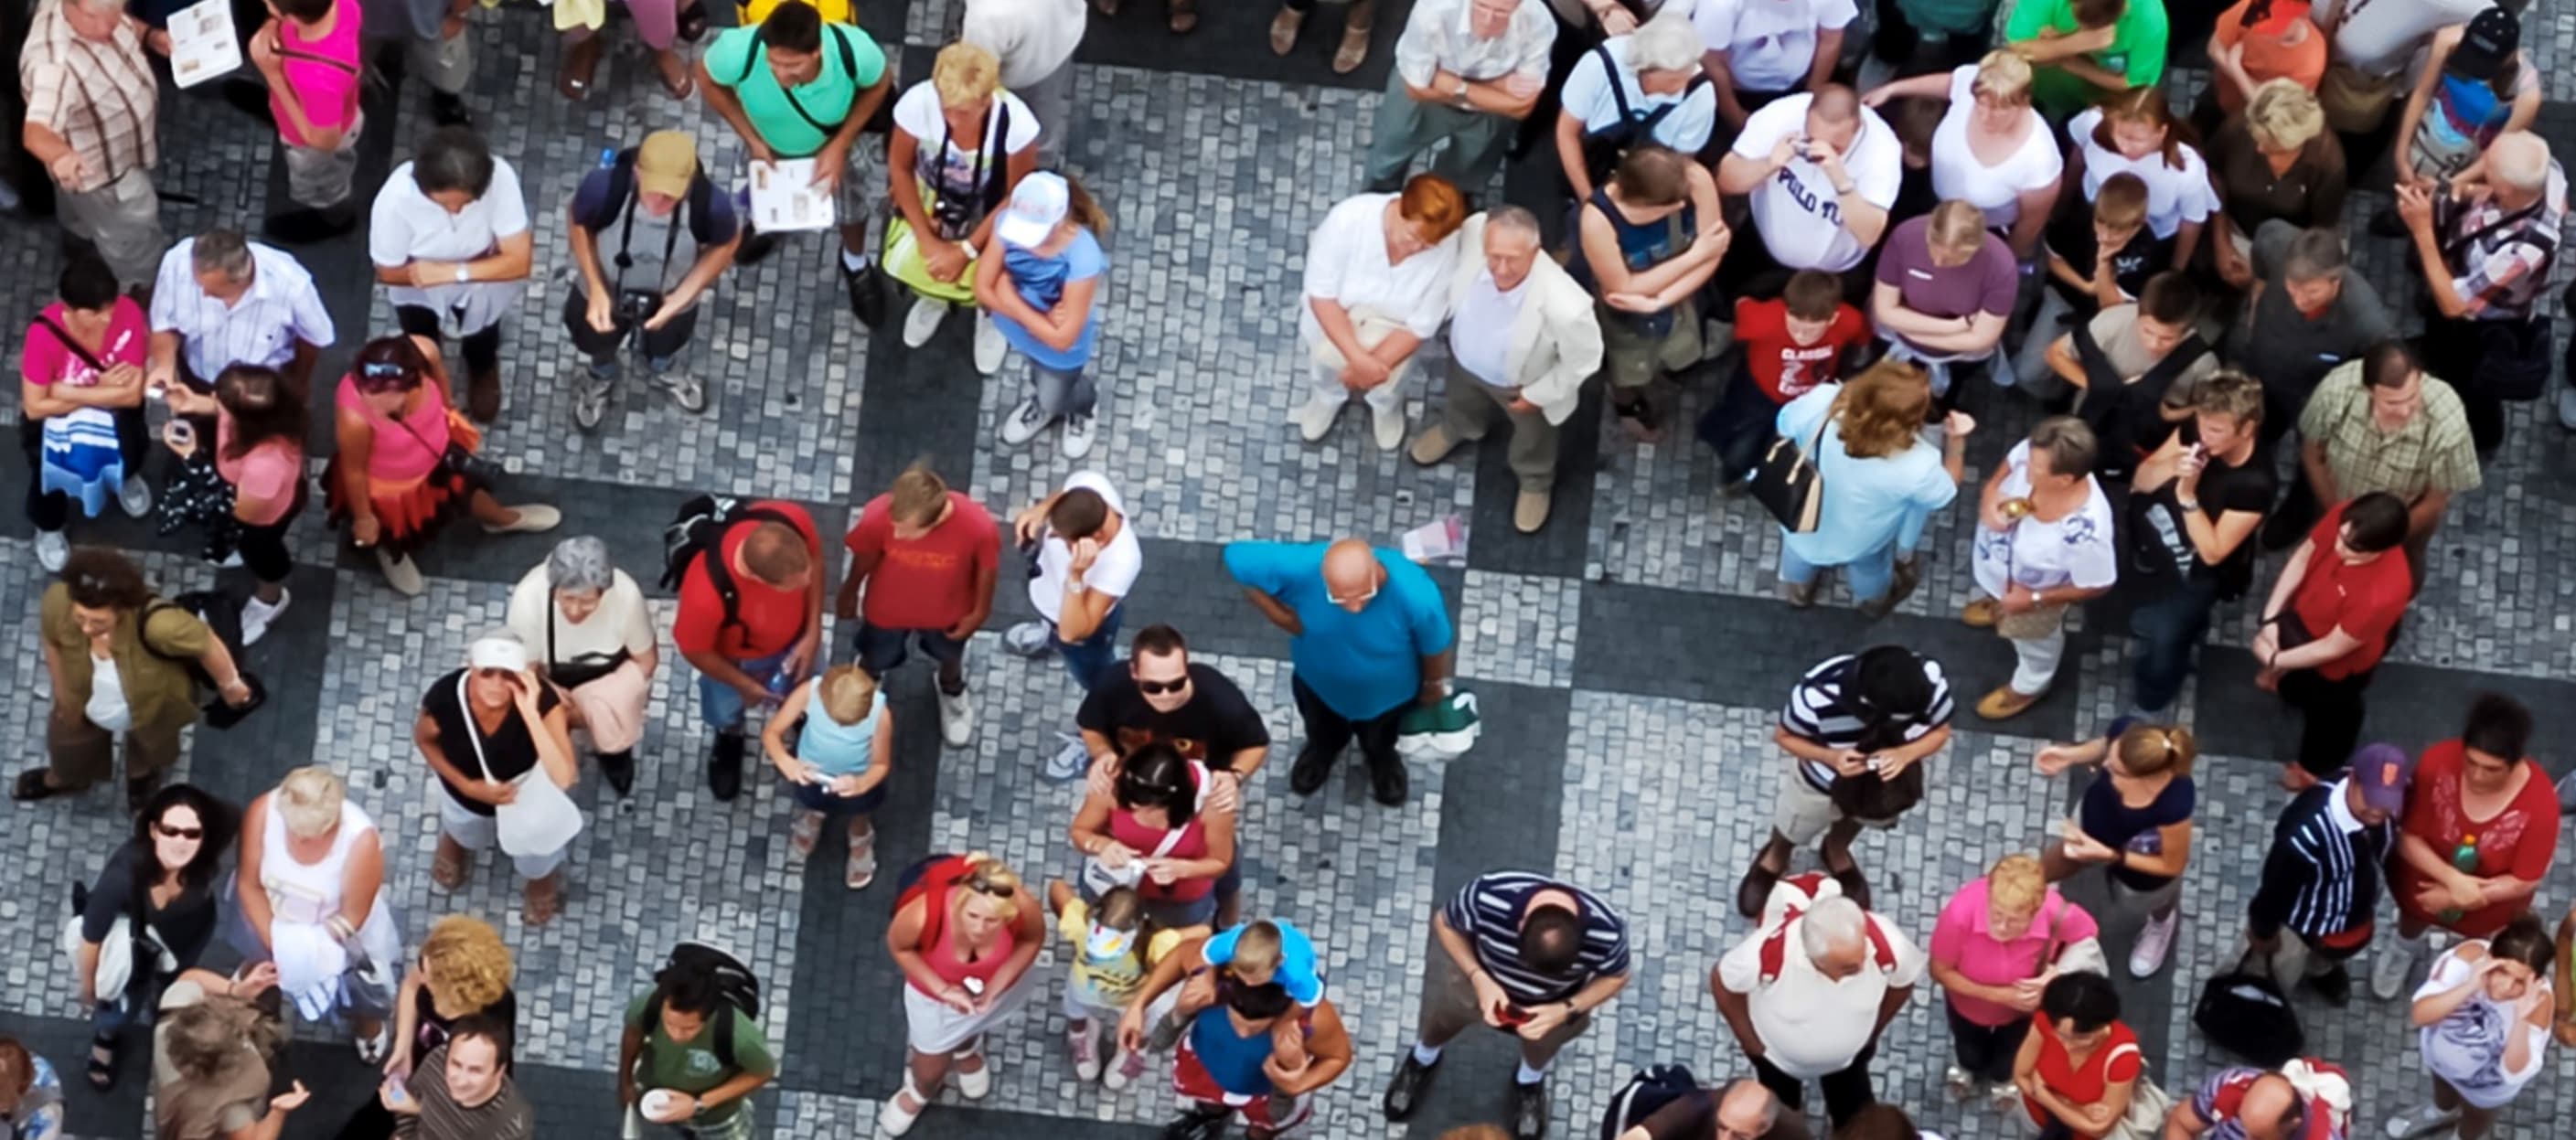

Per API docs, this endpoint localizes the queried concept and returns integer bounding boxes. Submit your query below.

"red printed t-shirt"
[2209,0,2327,114]
[2026,1014,2143,1139]
[1735,297,1868,403]
[2393,739,2561,937]
[2289,503,2412,680]
[843,491,1000,631]
[675,501,820,660]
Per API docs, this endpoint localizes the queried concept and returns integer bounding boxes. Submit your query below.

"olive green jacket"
[42,582,211,738]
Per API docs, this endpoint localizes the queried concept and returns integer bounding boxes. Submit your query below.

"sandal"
[1331,21,1371,73]
[789,811,823,858]
[12,769,66,803]
[431,847,466,891]
[87,1034,117,1092]
[1166,0,1197,33]
[847,833,878,890]
[656,53,696,101]
[557,37,602,101]
[524,874,563,926]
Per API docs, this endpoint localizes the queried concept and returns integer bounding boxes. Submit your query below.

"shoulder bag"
[1825,718,1927,824]
[541,570,633,690]
[1749,392,1833,533]
[59,871,175,1007]
[2099,1041,2175,1140]
[454,673,585,858]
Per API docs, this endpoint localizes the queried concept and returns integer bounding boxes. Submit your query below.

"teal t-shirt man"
[1222,539,1454,720]
[2004,0,2168,117]
[703,16,889,158]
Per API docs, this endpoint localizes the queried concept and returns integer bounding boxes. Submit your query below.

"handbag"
[2100,1048,2174,1140]
[541,574,632,690]
[454,674,585,858]
[60,875,176,1007]
[2195,948,2305,1066]
[387,402,500,486]
[2317,63,2399,133]
[1749,395,1833,533]
[1996,601,2068,642]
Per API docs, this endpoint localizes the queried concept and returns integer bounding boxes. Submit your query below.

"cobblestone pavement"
[8,4,2576,1140]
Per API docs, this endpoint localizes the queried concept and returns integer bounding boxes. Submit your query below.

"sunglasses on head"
[1135,677,1188,696]
[155,822,204,841]
[358,361,410,379]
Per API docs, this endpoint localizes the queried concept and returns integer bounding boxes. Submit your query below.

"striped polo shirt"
[395,1044,533,1140]
[1780,653,1954,794]
[1441,871,1630,1006]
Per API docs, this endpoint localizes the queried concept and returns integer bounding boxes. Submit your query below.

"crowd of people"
[6,0,2576,1137]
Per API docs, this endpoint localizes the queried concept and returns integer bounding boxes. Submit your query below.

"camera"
[615,291,657,327]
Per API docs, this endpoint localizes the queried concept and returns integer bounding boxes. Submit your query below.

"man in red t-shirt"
[833,464,999,748]
[1695,270,1867,487]
[674,500,824,799]
[2251,492,2412,789]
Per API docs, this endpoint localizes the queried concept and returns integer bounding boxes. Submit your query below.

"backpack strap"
[700,506,801,635]
[1593,43,1633,128]
[1756,873,1893,982]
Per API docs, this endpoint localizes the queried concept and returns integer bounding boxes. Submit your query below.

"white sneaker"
[936,687,973,747]
[2373,934,2424,1000]
[240,591,290,646]
[35,529,69,572]
[2129,909,2177,978]
[1003,621,1053,657]
[999,397,1050,445]
[972,310,1006,376]
[1943,1065,1977,1102]
[1371,402,1405,450]
[1061,412,1096,459]
[954,1055,991,1100]
[1290,393,1340,442]
[2383,1103,2461,1139]
[117,474,152,518]
[1043,735,1091,782]
[902,298,948,348]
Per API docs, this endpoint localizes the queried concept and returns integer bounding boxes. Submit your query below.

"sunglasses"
[155,822,204,841]
[358,361,412,380]
[1135,677,1188,696]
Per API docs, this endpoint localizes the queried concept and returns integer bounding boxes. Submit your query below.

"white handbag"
[457,674,585,858]
[59,910,176,1006]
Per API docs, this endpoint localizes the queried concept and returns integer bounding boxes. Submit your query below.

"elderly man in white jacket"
[1407,207,1604,533]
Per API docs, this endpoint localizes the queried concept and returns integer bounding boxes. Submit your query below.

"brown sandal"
[431,847,466,891]
[524,874,563,926]
[1331,21,1371,73]
[655,52,696,101]
[1167,0,1197,33]
[557,37,602,101]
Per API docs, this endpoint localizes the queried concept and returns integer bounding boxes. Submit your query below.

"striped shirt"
[1440,871,1630,1005]
[20,0,161,194]
[149,239,338,383]
[1780,654,1955,794]
[2247,779,2394,943]
[392,1045,533,1140]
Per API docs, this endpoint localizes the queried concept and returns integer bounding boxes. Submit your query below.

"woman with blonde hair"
[1294,173,1470,450]
[764,663,895,889]
[1771,359,1972,614]
[881,852,1045,1135]
[2067,85,2217,272]
[1861,50,2064,258]
[1929,853,2105,1105]
[2207,80,2347,287]
[2036,720,2199,979]
[231,766,405,1062]
[887,40,1043,375]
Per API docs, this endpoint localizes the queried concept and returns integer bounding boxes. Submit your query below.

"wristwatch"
[454,264,470,283]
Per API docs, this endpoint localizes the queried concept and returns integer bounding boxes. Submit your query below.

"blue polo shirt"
[1222,541,1453,720]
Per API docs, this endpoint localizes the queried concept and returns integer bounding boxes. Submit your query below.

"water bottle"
[598,147,616,171]
[2437,834,2480,923]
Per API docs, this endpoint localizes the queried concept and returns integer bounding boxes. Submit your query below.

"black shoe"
[735,230,781,266]
[1368,756,1409,806]
[1735,858,1781,920]
[1161,1108,1228,1140]
[1288,746,1335,795]
[1381,1051,1438,1119]
[2368,208,2406,240]
[1831,863,1873,910]
[598,749,636,797]
[431,91,472,128]
[1509,1079,1550,1140]
[842,259,886,327]
[2308,963,2353,1007]
[708,731,744,800]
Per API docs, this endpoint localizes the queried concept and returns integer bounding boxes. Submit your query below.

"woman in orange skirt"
[326,335,559,595]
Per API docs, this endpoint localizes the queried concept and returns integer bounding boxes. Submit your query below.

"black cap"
[2450,6,2519,80]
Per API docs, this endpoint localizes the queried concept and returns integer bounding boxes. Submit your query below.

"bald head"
[1321,539,1384,612]
[1806,85,1862,153]
[1717,1081,1780,1137]
[2237,1074,2303,1140]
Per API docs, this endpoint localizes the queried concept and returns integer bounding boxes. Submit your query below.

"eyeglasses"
[155,822,204,840]
[1136,677,1188,696]
[1327,581,1380,606]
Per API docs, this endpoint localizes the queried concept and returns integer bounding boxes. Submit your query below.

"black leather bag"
[2194,950,2305,1066]
[1750,407,1831,533]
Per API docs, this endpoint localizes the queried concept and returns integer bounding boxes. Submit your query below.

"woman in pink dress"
[251,0,367,239]
[324,336,558,596]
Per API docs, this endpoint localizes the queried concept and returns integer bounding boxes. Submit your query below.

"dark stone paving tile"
[850,279,990,508]
[2193,647,2576,775]
[1575,581,2085,741]
[0,1009,143,1137]
[1071,1,1406,92]
[189,562,341,809]
[903,1103,1161,1140]
[1463,388,1602,581]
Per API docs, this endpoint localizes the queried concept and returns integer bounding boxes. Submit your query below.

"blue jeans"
[1778,539,1898,602]
[699,650,791,732]
[2128,576,2222,715]
[1054,605,1123,692]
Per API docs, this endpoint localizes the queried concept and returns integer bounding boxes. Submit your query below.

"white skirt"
[902,974,1036,1054]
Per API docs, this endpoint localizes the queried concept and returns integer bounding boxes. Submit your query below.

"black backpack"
[642,943,763,1070]
[1598,1063,1697,1140]
[142,592,265,729]
[661,495,799,637]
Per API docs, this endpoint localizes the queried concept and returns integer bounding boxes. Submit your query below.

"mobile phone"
[384,1071,410,1106]
[1495,1003,1532,1028]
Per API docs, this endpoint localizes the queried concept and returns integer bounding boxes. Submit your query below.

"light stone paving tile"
[774,1089,886,1135]
[926,647,1436,1140]
[313,571,807,1071]
[967,65,1479,550]
[1455,569,1581,689]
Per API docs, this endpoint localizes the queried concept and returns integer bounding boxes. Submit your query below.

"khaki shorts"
[1771,764,1897,847]
[1598,297,1701,389]
[1417,943,1591,1065]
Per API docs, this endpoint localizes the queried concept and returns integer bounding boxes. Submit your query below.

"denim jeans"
[1054,605,1123,692]
[1779,539,1898,602]
[699,650,792,731]
[2127,576,2222,715]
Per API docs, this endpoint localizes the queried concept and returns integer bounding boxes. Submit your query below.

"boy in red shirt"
[675,500,824,799]
[2253,492,2413,788]
[1696,270,1869,488]
[834,464,999,748]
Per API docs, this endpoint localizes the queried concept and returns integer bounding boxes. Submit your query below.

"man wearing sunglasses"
[1224,537,1453,807]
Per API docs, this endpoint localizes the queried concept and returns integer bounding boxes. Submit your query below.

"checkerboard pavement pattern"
[9,5,2576,1140]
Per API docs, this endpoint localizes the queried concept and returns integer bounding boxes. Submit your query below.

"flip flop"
[12,770,65,803]
[86,1036,116,1092]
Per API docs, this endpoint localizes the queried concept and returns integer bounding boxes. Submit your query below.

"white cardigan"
[1443,213,1605,426]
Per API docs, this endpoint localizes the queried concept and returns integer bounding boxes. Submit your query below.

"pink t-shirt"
[337,373,448,484]
[1929,878,2100,1027]
[269,0,363,148]
[216,412,305,527]
[23,298,148,389]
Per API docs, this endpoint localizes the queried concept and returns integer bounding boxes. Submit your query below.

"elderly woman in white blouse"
[1862,49,2064,261]
[1288,174,1470,452]
[505,536,659,798]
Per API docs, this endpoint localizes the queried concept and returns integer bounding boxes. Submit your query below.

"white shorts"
[438,789,570,880]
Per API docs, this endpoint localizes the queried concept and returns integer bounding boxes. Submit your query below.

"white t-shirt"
[1449,269,1532,387]
[1300,192,1461,346]
[369,158,531,333]
[1731,94,1901,272]
[2068,109,2218,240]
[505,566,657,669]
[1693,0,1856,94]
[1030,470,1144,623]
[1558,36,1718,155]
[2413,944,2552,1109]
[892,83,1042,195]
[2322,0,2489,79]
[1717,910,1926,1078]
[86,651,134,732]
[1929,65,2063,230]
[959,0,1087,87]
[1971,441,2119,601]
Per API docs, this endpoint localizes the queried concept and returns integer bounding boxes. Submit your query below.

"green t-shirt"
[623,993,777,1125]
[703,23,888,158]
[2004,0,2169,114]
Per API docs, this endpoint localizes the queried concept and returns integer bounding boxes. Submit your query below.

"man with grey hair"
[1364,0,1555,195]
[1552,12,1714,201]
[21,0,169,288]
[2224,221,2393,444]
[1408,206,1603,533]
[147,230,337,408]
[1710,877,1922,1134]
[2398,128,2567,450]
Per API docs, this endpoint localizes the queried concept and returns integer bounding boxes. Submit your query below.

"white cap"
[466,632,529,674]
[994,172,1071,250]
